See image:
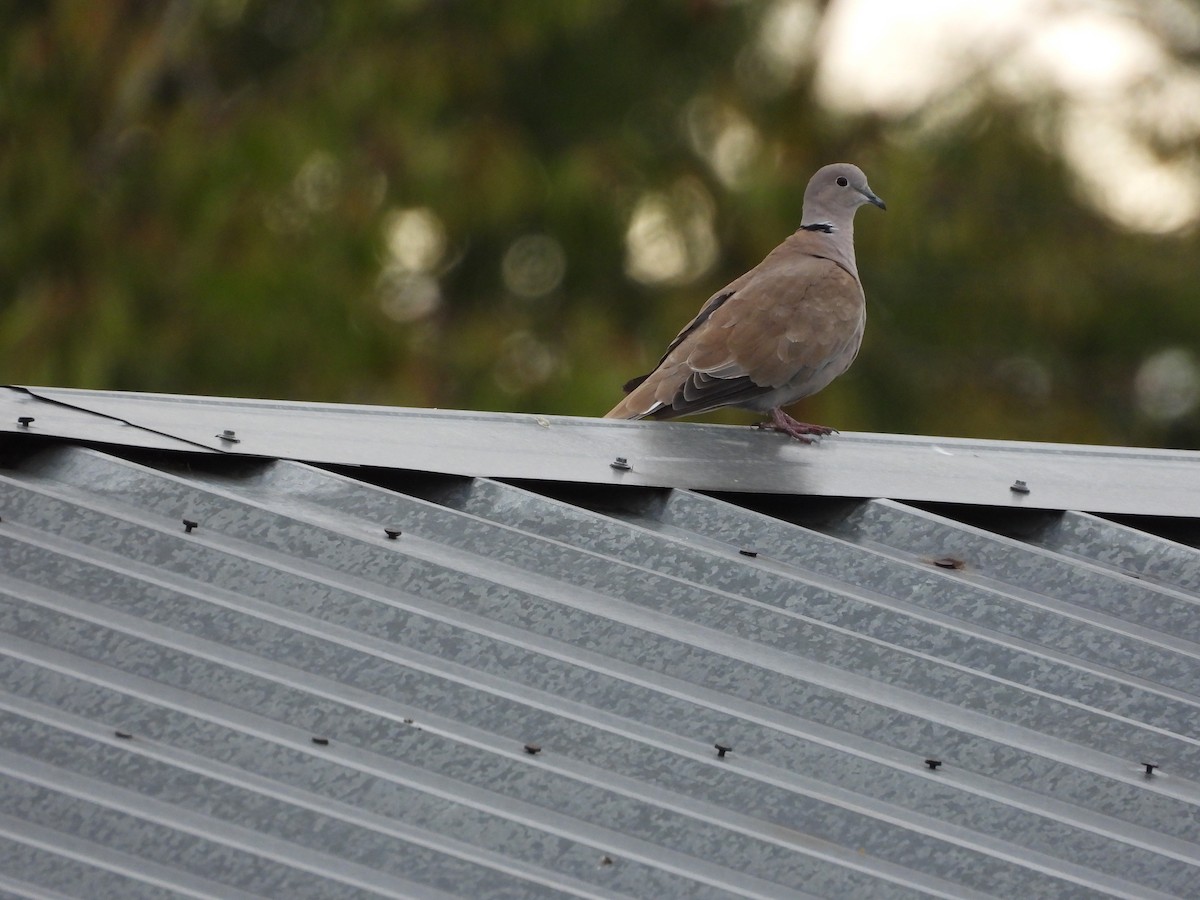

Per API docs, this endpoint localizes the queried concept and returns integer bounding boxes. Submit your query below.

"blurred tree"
[1,0,1197,448]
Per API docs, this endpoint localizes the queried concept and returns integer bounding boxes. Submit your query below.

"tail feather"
[604,395,644,419]
[621,373,650,393]
[606,369,656,419]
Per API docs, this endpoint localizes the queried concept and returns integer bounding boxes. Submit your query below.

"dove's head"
[801,163,886,230]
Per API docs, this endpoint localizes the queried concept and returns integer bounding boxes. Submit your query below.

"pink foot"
[755,408,836,443]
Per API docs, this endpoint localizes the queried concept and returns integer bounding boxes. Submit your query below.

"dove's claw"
[756,408,836,443]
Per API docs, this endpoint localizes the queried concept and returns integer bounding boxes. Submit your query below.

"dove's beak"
[861,188,886,211]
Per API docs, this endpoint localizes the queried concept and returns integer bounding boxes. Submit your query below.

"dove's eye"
[836,176,849,187]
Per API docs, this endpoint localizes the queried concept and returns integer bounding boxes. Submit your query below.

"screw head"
[739,549,758,558]
[384,527,402,540]
[16,416,34,427]
[1010,479,1030,494]
[114,730,133,740]
[714,742,732,758]
[216,429,241,443]
[610,456,632,471]
[925,758,942,770]
[1142,762,1158,775]
[311,736,329,746]
[182,519,198,533]
[523,743,542,755]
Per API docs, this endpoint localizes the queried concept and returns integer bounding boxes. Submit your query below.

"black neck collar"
[799,222,834,233]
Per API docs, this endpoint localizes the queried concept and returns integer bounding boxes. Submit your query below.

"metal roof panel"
[1,392,1199,898]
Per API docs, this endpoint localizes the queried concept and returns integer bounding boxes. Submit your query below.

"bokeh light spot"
[685,96,763,187]
[493,330,558,393]
[502,234,567,298]
[1135,347,1200,421]
[383,207,446,273]
[624,179,718,285]
[756,0,820,86]
[377,269,441,323]
[294,150,341,213]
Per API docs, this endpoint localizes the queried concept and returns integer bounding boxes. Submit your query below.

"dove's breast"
[737,259,867,412]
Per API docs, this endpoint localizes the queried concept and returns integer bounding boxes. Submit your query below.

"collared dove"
[605,163,885,441]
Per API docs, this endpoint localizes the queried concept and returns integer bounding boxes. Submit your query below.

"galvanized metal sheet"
[2,442,1199,898]
[4,385,1200,516]
[1026,511,1200,592]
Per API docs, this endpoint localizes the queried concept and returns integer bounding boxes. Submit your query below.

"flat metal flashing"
[3,385,1199,516]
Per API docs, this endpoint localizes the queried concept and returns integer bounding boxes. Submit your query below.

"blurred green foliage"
[2,0,1197,447]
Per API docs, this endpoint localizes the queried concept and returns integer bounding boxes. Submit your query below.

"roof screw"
[925,758,942,770]
[182,519,198,534]
[1142,762,1158,776]
[523,743,542,755]
[114,730,133,740]
[311,736,329,746]
[384,527,402,540]
[739,549,758,558]
[217,429,241,443]
[1010,479,1030,494]
[610,456,632,471]
[714,742,732,759]
[599,855,614,866]
[16,416,34,427]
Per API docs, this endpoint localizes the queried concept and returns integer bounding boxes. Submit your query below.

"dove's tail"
[604,369,653,418]
[603,396,646,419]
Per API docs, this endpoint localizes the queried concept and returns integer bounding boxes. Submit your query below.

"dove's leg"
[756,407,836,443]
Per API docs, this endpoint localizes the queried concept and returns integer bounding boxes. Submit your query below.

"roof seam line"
[7,385,232,455]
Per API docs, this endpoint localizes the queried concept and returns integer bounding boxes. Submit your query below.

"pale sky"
[813,0,1200,233]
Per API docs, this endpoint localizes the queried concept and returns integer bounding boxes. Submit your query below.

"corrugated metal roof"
[1,388,1199,899]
